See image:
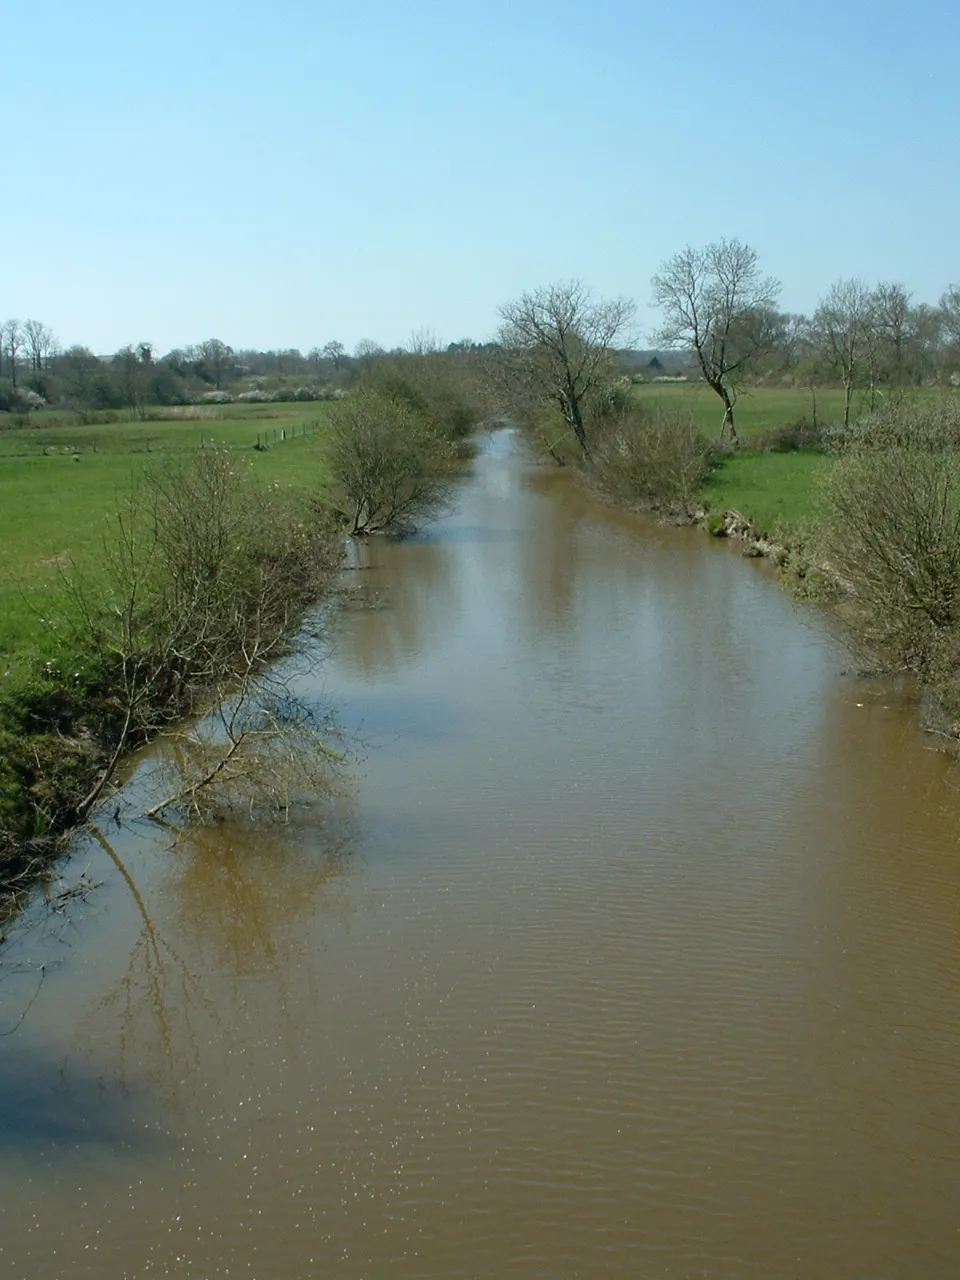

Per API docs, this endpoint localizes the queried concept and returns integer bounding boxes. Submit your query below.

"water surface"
[2,431,959,1278]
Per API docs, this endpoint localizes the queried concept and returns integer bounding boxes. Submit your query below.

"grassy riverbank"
[631,383,848,441]
[634,385,951,543]
[0,402,338,911]
[630,385,841,541]
[0,404,330,670]
[0,366,478,912]
[699,450,831,538]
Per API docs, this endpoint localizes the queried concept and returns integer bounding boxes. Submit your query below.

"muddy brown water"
[2,431,960,1278]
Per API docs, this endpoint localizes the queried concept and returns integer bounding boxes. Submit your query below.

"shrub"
[326,389,454,534]
[748,416,826,453]
[817,398,960,730]
[200,390,233,404]
[0,380,44,413]
[361,355,481,446]
[0,452,343,865]
[74,408,121,426]
[588,405,711,513]
[237,389,278,403]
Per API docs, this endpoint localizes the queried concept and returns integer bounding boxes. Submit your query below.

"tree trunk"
[566,392,589,456]
[843,380,852,428]
[712,381,739,446]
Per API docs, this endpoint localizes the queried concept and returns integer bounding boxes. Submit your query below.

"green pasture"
[631,384,840,534]
[0,404,331,671]
[0,401,326,458]
[632,383,848,439]
[699,451,831,538]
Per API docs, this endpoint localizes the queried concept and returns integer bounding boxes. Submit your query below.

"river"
[1,430,959,1277]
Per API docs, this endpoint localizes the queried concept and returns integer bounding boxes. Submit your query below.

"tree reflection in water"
[337,532,458,678]
[87,805,354,1094]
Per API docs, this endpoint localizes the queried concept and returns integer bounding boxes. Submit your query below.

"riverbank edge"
[0,418,477,926]
[696,501,960,750]
[577,446,960,749]
[0,545,346,930]
[699,506,790,565]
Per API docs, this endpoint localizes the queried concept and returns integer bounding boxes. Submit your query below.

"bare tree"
[198,338,234,390]
[354,339,385,373]
[113,345,151,420]
[871,282,913,385]
[652,239,780,445]
[322,340,345,371]
[910,303,944,385]
[1,319,23,387]
[22,319,55,372]
[409,328,440,355]
[811,279,873,427]
[940,285,960,378]
[497,281,635,455]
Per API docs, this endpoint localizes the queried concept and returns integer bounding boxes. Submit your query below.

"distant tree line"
[650,245,960,440]
[0,326,497,419]
[5,253,960,436]
[491,248,960,455]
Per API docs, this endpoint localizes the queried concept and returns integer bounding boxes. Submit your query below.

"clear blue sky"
[4,0,958,354]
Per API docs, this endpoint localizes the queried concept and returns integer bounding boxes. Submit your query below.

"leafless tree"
[1,319,23,387]
[940,285,960,378]
[408,328,440,355]
[113,345,151,419]
[811,279,874,427]
[497,281,635,455]
[909,303,944,384]
[871,282,913,385]
[322,340,345,371]
[22,319,55,371]
[652,239,780,445]
[198,338,234,389]
[354,339,385,373]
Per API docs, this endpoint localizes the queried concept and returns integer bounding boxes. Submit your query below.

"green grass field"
[631,382,848,439]
[0,401,326,458]
[699,451,831,537]
[0,404,331,670]
[631,383,843,536]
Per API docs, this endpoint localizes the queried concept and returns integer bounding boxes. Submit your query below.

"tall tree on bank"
[497,281,635,455]
[652,239,781,445]
[811,279,873,427]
